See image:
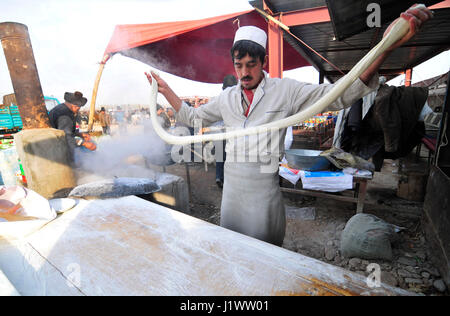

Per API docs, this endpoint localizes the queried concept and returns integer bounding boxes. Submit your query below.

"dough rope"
[149,17,410,145]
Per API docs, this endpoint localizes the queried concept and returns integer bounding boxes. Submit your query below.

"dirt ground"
[162,151,448,296]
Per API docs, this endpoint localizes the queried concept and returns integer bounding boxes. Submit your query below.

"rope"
[285,29,345,75]
[253,7,345,75]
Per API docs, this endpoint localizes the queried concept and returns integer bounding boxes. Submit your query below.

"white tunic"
[176,72,378,245]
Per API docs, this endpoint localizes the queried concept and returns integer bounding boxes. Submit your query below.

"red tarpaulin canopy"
[104,10,310,83]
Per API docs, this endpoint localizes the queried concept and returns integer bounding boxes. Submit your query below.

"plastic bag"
[320,147,375,172]
[340,214,403,261]
[279,164,302,185]
[0,186,56,239]
[300,171,353,192]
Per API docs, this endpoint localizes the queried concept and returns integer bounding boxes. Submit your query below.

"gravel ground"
[162,153,447,296]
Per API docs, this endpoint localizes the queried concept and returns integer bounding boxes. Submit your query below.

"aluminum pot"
[284,149,330,171]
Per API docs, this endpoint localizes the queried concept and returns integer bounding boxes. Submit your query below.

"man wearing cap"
[146,5,432,246]
[49,91,97,156]
[156,104,172,129]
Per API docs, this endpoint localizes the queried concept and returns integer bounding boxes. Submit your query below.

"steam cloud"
[73,120,172,180]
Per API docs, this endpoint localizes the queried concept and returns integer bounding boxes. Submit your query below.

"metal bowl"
[284,149,330,171]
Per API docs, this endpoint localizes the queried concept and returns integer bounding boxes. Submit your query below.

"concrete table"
[0,268,20,296]
[0,196,411,296]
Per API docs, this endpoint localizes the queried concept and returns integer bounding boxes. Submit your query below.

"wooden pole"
[88,54,109,131]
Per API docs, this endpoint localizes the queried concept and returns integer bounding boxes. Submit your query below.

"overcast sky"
[1,0,449,108]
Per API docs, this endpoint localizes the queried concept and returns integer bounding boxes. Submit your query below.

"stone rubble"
[281,194,448,296]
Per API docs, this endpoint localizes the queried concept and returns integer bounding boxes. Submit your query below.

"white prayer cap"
[233,26,267,50]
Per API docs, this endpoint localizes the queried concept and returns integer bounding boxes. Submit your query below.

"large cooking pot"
[284,149,330,171]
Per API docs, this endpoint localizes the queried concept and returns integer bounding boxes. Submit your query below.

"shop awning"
[104,10,310,83]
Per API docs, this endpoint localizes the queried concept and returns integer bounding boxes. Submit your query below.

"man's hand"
[145,71,170,95]
[83,141,96,151]
[145,71,183,112]
[80,132,92,142]
[359,4,433,85]
[384,4,433,52]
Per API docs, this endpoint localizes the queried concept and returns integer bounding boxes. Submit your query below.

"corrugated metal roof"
[249,0,450,83]
[254,0,326,12]
[325,0,442,41]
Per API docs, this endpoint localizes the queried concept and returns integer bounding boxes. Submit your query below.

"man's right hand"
[145,71,169,95]
[145,71,183,112]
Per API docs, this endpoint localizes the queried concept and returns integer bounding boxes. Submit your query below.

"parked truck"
[0,94,60,185]
[0,94,60,134]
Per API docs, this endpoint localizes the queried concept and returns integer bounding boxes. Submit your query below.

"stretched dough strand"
[149,17,411,145]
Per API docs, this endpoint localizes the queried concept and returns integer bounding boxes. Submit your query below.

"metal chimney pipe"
[0,22,51,129]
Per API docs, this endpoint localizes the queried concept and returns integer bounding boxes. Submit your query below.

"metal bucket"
[285,149,330,171]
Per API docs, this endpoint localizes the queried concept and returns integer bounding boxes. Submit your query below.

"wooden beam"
[279,6,330,27]
[281,187,358,204]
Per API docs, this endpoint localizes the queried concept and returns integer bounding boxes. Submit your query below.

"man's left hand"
[81,133,92,141]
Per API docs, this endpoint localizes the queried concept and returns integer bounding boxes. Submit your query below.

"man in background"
[114,106,127,134]
[99,107,111,135]
[156,104,172,129]
[215,74,238,188]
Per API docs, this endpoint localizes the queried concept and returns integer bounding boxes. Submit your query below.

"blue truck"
[0,95,60,185]
[0,96,60,133]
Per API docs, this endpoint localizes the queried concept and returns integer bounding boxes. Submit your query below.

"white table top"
[0,196,410,296]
